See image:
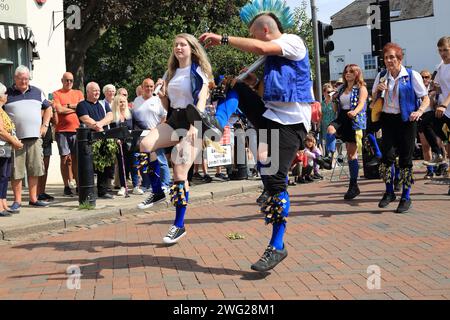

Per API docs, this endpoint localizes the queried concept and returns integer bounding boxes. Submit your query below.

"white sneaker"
[132,187,144,195]
[117,187,126,196]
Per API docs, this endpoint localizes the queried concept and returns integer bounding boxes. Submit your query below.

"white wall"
[329,0,450,82]
[27,1,66,185]
[27,0,66,96]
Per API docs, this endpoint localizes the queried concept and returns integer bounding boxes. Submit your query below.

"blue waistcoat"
[336,86,367,130]
[190,62,205,106]
[263,52,314,103]
[398,68,420,122]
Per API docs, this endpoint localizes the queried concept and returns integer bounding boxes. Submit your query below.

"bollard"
[76,123,96,207]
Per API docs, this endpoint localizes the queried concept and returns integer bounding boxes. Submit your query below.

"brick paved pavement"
[0,167,449,300]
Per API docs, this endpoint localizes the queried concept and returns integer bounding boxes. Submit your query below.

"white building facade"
[0,0,66,95]
[329,0,450,83]
[1,0,67,184]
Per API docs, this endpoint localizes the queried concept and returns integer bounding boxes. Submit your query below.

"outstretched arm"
[199,32,282,56]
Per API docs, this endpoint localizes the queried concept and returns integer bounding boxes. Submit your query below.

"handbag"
[0,140,12,158]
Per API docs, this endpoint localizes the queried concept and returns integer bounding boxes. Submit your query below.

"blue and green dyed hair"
[240,0,294,32]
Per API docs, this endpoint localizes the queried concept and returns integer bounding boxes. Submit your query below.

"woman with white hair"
[0,83,24,216]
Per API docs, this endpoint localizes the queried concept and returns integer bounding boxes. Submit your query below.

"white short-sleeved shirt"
[372,66,427,114]
[435,62,450,118]
[167,65,208,109]
[339,92,352,110]
[132,95,166,130]
[263,33,313,131]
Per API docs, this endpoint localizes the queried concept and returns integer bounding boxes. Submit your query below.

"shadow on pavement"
[12,241,155,253]
[10,255,271,281]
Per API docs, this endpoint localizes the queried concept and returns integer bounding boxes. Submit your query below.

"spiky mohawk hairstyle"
[240,0,294,33]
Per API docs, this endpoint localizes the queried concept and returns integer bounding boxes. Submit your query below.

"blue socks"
[402,186,411,200]
[149,160,163,194]
[215,89,239,128]
[269,191,290,250]
[367,133,382,158]
[174,190,189,228]
[270,222,286,251]
[348,159,359,184]
[427,165,434,173]
[325,133,336,154]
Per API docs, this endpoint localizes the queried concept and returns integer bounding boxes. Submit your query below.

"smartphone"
[48,93,53,101]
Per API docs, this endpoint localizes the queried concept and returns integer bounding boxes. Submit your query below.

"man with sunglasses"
[53,72,84,197]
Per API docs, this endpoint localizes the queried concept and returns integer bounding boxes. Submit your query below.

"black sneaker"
[64,186,73,197]
[427,153,444,166]
[396,198,412,213]
[378,192,396,208]
[0,211,11,217]
[344,183,360,200]
[256,190,270,206]
[448,188,450,196]
[137,192,166,210]
[98,193,114,199]
[215,173,230,181]
[163,225,186,244]
[38,193,55,201]
[366,157,381,167]
[29,200,50,207]
[186,104,223,138]
[316,156,332,170]
[312,172,324,180]
[192,172,203,180]
[202,174,212,183]
[251,245,288,272]
[304,175,314,183]
[424,171,434,179]
[437,163,449,177]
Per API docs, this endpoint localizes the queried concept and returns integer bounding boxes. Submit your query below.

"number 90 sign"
[0,0,10,12]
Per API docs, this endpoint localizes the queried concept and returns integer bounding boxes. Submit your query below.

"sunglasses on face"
[422,75,431,79]
[63,79,74,83]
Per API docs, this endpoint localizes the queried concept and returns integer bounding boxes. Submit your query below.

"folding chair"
[330,139,349,182]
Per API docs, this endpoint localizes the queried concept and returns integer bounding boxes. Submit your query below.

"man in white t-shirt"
[132,78,171,202]
[199,3,314,272]
[433,36,450,195]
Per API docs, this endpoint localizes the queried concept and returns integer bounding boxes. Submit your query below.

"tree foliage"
[66,0,313,97]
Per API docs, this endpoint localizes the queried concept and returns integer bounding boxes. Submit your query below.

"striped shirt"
[4,85,50,139]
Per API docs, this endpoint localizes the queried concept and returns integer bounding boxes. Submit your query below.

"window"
[0,39,30,86]
[363,54,377,70]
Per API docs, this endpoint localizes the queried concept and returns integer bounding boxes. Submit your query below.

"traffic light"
[318,21,334,57]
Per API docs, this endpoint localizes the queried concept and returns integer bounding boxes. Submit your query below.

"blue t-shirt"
[76,100,111,130]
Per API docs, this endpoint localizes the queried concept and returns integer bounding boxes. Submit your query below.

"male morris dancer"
[193,0,314,272]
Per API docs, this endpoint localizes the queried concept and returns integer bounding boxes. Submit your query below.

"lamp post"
[310,0,322,102]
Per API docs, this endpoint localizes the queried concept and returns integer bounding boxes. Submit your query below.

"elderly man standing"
[53,72,84,197]
[76,82,114,199]
[4,65,52,212]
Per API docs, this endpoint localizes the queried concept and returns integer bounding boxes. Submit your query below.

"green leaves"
[92,139,119,172]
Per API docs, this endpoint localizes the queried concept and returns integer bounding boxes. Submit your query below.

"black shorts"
[166,108,191,131]
[329,110,357,143]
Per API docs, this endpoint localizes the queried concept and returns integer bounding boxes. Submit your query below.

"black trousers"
[418,111,444,154]
[380,113,417,168]
[435,114,450,143]
[233,82,306,195]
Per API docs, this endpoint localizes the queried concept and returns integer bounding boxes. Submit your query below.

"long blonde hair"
[111,94,131,123]
[167,33,213,83]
